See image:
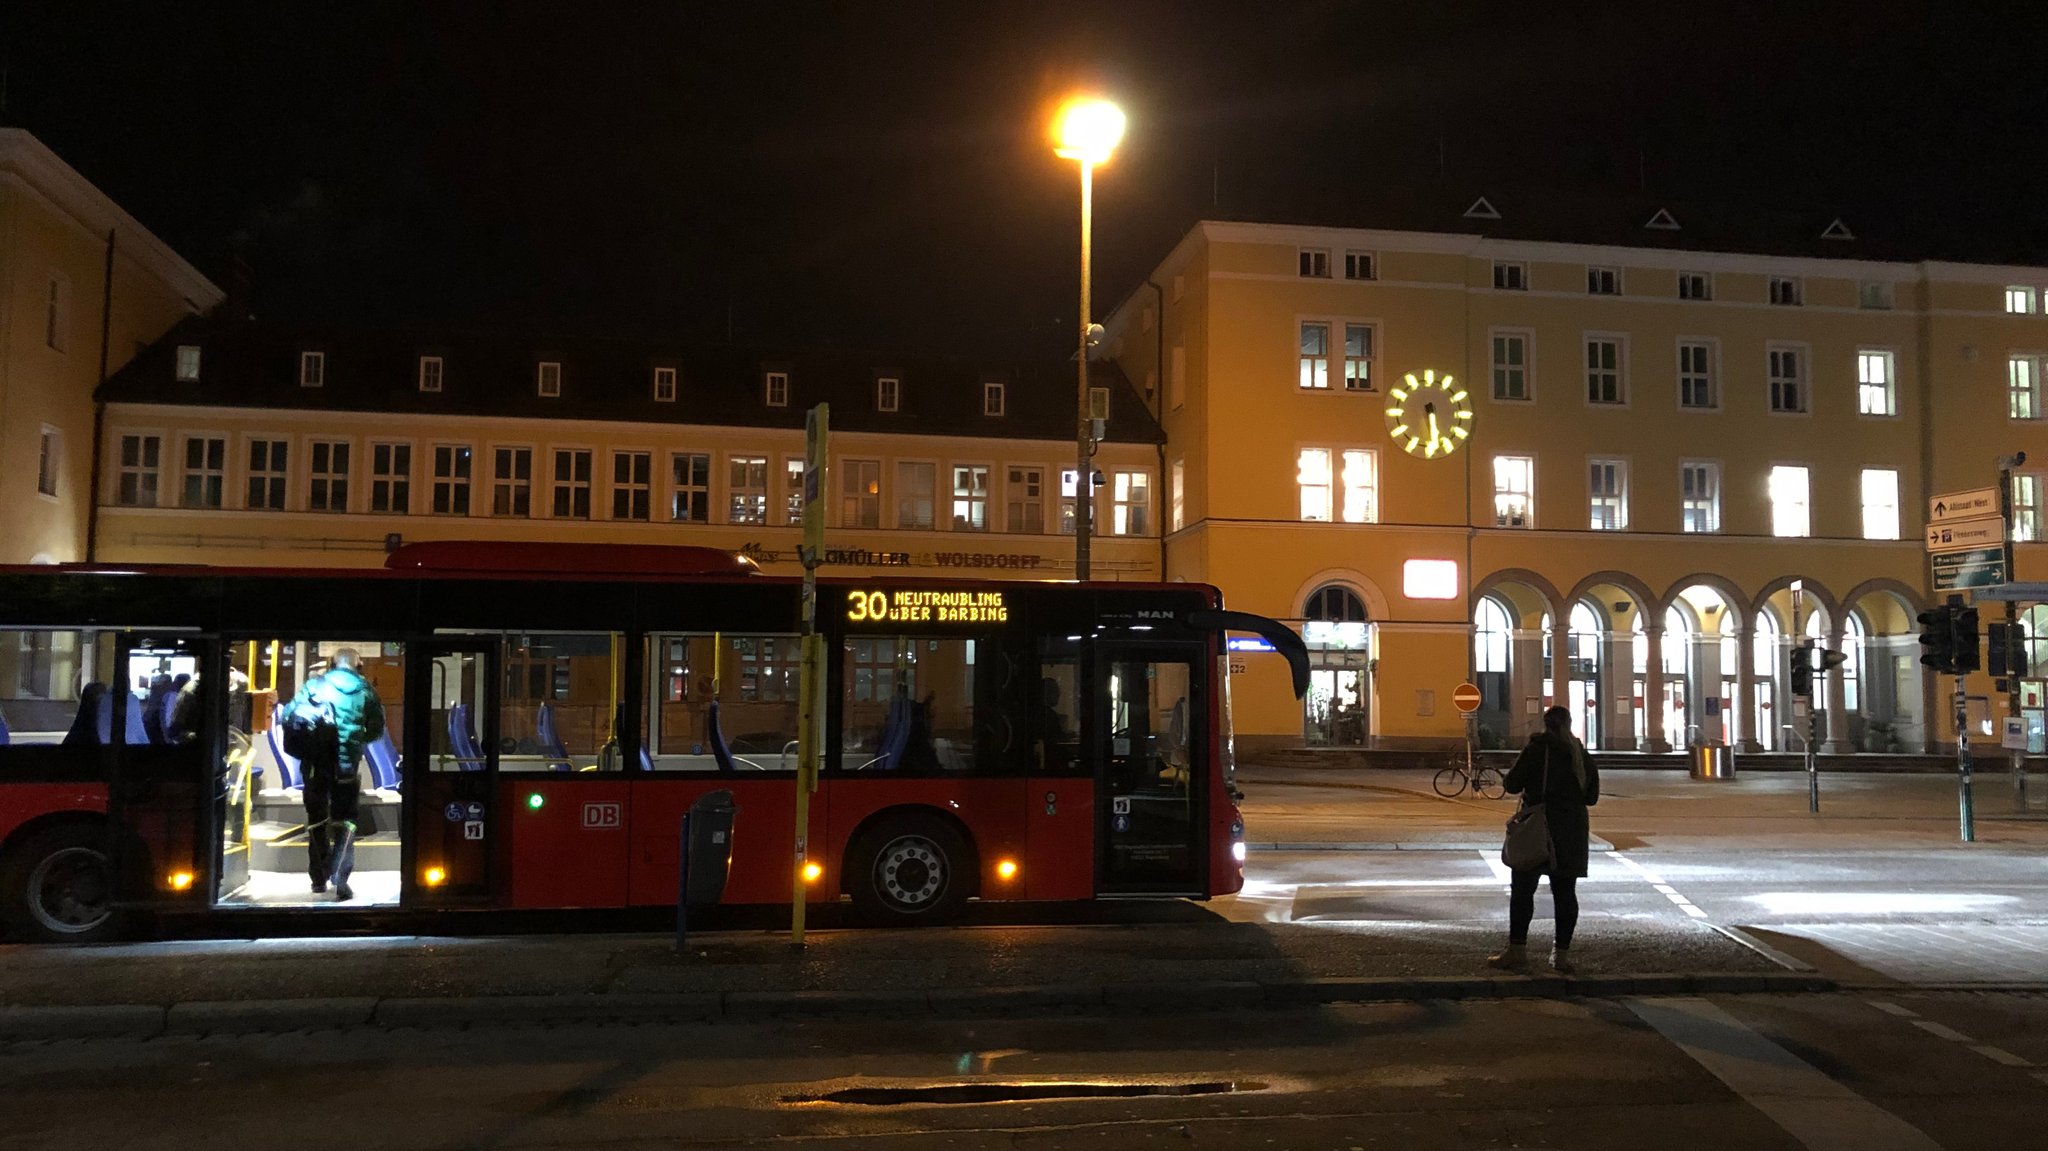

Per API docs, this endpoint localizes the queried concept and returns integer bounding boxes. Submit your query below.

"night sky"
[7,1,2047,359]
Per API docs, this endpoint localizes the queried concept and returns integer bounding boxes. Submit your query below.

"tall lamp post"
[1052,97,1125,581]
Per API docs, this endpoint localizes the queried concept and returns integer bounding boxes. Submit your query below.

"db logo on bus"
[581,801,624,830]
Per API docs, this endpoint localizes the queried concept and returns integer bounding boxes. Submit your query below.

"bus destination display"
[845,588,1009,624]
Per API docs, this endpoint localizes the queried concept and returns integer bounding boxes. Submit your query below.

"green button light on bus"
[527,792,544,810]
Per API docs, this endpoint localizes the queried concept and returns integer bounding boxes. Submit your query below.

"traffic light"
[1989,622,2030,677]
[1954,606,1981,674]
[1919,606,1954,672]
[1791,641,1814,696]
[1817,648,1848,677]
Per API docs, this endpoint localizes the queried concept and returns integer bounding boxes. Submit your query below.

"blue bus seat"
[448,703,484,769]
[638,744,654,773]
[869,691,914,771]
[122,692,148,745]
[265,704,305,791]
[0,707,10,745]
[706,699,739,774]
[537,701,571,770]
[363,729,401,790]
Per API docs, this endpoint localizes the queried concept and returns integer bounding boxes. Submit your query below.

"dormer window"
[539,361,564,397]
[175,345,202,382]
[764,371,789,408]
[877,376,900,412]
[300,351,325,388]
[651,366,675,402]
[983,382,1006,417]
[418,355,444,393]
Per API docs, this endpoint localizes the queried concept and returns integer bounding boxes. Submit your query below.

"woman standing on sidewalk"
[1489,705,1600,973]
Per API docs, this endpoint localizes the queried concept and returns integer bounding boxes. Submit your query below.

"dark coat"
[1504,729,1600,878]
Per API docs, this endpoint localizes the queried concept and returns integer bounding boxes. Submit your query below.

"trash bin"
[683,789,737,907]
[1688,743,1735,780]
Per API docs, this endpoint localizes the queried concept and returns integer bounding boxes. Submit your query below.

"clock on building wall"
[1383,370,1473,458]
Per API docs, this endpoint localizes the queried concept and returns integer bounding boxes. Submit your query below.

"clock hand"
[1428,410,1440,441]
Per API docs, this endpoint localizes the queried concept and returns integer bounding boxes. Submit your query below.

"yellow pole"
[792,403,829,946]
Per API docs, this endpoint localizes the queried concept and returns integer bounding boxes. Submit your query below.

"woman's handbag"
[1500,743,1554,870]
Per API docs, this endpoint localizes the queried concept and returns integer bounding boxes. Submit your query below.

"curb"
[0,971,1837,1040]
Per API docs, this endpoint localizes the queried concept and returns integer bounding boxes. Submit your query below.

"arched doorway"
[1565,602,1605,749]
[1301,584,1369,745]
[1751,609,1781,750]
[1665,584,1740,747]
[1840,587,1923,752]
[1472,585,1554,748]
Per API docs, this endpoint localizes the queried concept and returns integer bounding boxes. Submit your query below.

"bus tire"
[0,823,120,944]
[848,815,974,925]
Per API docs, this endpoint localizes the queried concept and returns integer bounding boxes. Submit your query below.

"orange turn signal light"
[995,858,1020,881]
[423,866,448,887]
[802,861,824,883]
[166,870,195,892]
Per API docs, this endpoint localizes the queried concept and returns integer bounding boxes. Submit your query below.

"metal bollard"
[674,811,692,951]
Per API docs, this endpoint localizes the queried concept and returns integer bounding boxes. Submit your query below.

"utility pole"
[1998,453,2028,811]
[790,404,828,947]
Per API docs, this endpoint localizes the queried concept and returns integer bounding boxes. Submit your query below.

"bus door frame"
[1089,637,1208,898]
[403,637,501,907]
[106,630,220,912]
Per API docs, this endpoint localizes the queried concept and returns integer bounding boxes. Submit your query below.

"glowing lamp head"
[1052,97,1126,165]
[167,870,195,892]
[995,858,1020,881]
[802,861,824,884]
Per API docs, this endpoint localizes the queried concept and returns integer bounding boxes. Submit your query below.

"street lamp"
[1052,96,1125,581]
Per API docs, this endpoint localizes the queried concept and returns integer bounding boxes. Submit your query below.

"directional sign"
[1925,515,2006,554]
[1933,546,2009,591]
[1452,682,1483,714]
[1929,487,1998,524]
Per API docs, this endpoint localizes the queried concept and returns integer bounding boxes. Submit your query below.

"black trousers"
[1508,867,1579,948]
[302,751,362,887]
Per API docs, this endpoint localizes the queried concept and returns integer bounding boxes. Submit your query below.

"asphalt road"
[5,992,2045,1150]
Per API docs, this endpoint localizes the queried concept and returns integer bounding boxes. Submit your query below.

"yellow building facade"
[1106,219,2048,754]
[0,129,221,566]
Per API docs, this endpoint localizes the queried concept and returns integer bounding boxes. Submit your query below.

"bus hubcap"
[28,847,112,935]
[876,835,945,908]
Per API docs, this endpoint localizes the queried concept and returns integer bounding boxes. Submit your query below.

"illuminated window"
[669,452,709,522]
[1111,471,1150,535]
[1860,468,1900,540]
[1768,345,1807,413]
[2007,286,2037,315]
[950,464,990,530]
[1769,276,1803,306]
[1342,324,1375,391]
[246,438,289,510]
[1859,282,1894,310]
[181,435,226,508]
[1006,466,1044,533]
[765,371,789,408]
[611,450,651,521]
[1586,267,1620,296]
[2010,355,2042,420]
[1585,337,1624,404]
[551,449,592,519]
[1858,349,1896,416]
[1678,340,1715,409]
[1588,459,1628,530]
[1297,449,1333,522]
[1170,458,1185,531]
[1493,455,1533,528]
[1299,322,1330,389]
[491,447,532,517]
[983,382,1005,417]
[728,455,769,525]
[370,442,411,514]
[2015,474,2042,542]
[432,444,473,516]
[1769,465,1810,537]
[1492,262,1527,291]
[1298,248,1329,278]
[1677,271,1711,300]
[175,345,201,381]
[36,428,60,498]
[418,356,444,394]
[784,457,805,523]
[1343,250,1376,281]
[1681,461,1720,533]
[736,636,800,703]
[1492,331,1530,401]
[1060,469,1082,535]
[117,434,161,507]
[299,351,325,388]
[841,458,881,528]
[876,376,900,412]
[896,461,935,529]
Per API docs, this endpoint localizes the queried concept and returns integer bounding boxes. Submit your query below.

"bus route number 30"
[845,588,1009,624]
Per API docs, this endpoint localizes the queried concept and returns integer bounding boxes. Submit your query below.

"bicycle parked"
[1433,747,1505,799]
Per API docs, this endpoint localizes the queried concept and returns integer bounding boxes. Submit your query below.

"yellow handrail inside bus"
[243,640,279,694]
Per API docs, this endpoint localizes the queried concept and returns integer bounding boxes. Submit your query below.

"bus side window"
[0,629,93,756]
[641,633,800,771]
[500,633,622,772]
[1034,640,1082,776]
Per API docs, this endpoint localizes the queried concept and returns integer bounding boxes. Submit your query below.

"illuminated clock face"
[1383,370,1473,458]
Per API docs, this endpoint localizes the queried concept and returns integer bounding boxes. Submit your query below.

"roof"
[101,317,1163,445]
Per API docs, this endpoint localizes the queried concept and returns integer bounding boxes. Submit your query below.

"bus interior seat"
[100,691,149,745]
[62,685,106,746]
[867,691,914,770]
[638,743,654,772]
[363,730,402,791]
[449,703,484,769]
[537,702,572,770]
[706,699,740,773]
[266,705,306,790]
[0,707,9,745]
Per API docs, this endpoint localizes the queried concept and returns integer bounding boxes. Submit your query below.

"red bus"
[0,544,1306,942]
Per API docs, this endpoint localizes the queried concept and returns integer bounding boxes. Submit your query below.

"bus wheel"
[849,816,972,925]
[0,824,119,944]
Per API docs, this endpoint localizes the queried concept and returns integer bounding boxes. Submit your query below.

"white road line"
[1630,997,1946,1151]
[1972,1045,2034,1068]
[1681,904,1710,918]
[1866,1000,1918,1019]
[1911,1020,1976,1043]
[1479,849,1512,882]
